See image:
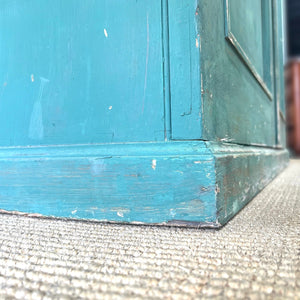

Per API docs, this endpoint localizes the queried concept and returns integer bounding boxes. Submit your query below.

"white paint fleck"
[117,211,124,218]
[169,209,176,218]
[195,38,199,48]
[152,159,157,170]
[104,28,108,38]
[71,209,77,215]
[194,161,202,164]
[109,106,113,110]
[201,73,203,89]
[31,74,34,82]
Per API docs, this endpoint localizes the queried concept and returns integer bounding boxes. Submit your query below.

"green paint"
[168,1,202,139]
[0,142,217,225]
[0,0,165,145]
[200,0,277,146]
[0,0,288,227]
[0,141,288,227]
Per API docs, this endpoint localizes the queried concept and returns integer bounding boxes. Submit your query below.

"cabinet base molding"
[0,142,288,227]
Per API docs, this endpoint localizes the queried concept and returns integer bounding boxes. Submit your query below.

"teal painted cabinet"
[0,0,288,227]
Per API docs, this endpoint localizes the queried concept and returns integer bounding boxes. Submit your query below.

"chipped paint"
[175,170,184,174]
[169,208,176,218]
[152,159,157,170]
[90,159,107,176]
[103,28,108,38]
[0,1,288,228]
[117,211,124,217]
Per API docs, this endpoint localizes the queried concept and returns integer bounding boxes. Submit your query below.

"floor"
[0,160,299,299]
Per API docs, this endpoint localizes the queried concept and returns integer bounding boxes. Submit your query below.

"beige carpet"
[0,160,299,299]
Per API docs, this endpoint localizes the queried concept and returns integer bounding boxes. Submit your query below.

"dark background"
[287,0,300,57]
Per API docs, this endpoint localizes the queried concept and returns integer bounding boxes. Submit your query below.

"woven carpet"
[0,161,299,299]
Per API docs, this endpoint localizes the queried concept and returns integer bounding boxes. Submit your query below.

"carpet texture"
[0,160,299,299]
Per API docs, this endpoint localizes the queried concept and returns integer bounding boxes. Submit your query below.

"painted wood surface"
[199,0,277,146]
[209,142,289,224]
[168,0,202,139]
[0,142,217,225]
[0,1,288,227]
[0,0,165,145]
[225,0,274,99]
[0,141,288,227]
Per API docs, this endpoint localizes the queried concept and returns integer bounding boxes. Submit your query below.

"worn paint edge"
[0,141,214,160]
[161,0,172,141]
[0,141,289,228]
[0,209,221,229]
[0,141,217,226]
[208,142,289,225]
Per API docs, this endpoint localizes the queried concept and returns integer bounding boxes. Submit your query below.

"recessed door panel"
[0,0,165,146]
[225,0,274,99]
[200,0,278,146]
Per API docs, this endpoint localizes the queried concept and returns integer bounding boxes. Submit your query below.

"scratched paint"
[0,1,288,228]
[210,142,289,224]
[199,0,279,146]
[103,28,108,38]
[90,159,107,176]
[0,142,218,225]
[0,141,288,226]
[151,159,157,170]
[168,1,202,139]
[28,77,49,140]
[0,0,165,146]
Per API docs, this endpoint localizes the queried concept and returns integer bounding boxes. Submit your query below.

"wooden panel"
[0,142,217,225]
[168,1,202,139]
[225,0,273,99]
[226,0,264,81]
[0,141,288,227]
[200,0,276,146]
[210,142,289,224]
[0,0,165,146]
[0,1,288,227]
